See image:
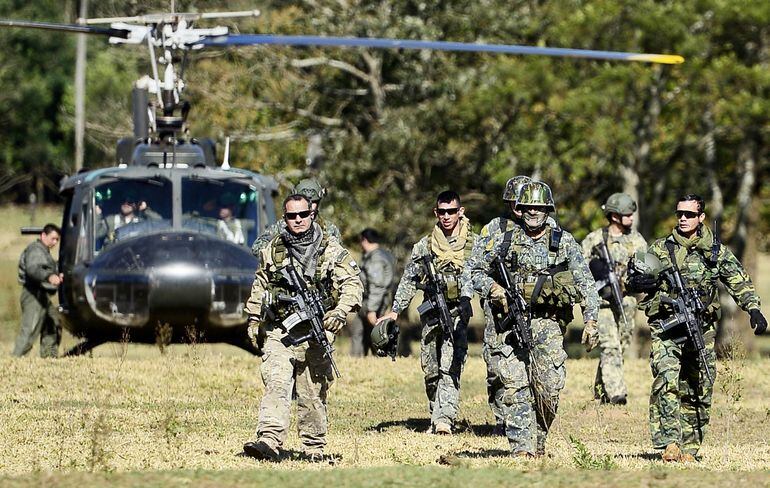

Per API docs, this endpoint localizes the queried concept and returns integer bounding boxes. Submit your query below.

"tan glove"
[581,320,599,352]
[323,308,347,334]
[489,282,509,313]
[247,319,266,355]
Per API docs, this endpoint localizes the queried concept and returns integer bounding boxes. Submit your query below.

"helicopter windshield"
[181,177,259,246]
[93,178,173,253]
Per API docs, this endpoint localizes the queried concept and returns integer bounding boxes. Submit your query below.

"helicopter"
[1,8,683,356]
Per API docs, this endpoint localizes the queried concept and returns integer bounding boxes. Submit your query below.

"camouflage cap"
[502,175,531,202]
[516,181,555,211]
[603,193,637,216]
[630,250,665,279]
[294,178,327,203]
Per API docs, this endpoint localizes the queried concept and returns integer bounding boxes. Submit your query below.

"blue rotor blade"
[197,34,684,64]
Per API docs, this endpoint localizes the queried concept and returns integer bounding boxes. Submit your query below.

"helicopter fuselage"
[57,157,278,353]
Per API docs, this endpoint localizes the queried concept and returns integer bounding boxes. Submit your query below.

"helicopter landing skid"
[63,338,107,357]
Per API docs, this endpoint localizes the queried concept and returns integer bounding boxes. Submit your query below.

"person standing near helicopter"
[13,224,63,358]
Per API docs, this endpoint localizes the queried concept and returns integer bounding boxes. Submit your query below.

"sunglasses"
[435,207,460,216]
[284,210,312,220]
[676,210,700,219]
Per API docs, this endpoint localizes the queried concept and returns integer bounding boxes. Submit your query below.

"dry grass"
[0,344,768,483]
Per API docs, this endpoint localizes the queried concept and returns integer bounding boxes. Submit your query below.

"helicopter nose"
[85,231,257,328]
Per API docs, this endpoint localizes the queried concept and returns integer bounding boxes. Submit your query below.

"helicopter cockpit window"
[181,177,259,246]
[93,178,173,253]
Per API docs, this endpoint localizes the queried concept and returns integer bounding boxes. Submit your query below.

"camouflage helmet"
[516,181,555,212]
[294,178,327,203]
[602,193,637,216]
[370,319,399,357]
[629,251,665,279]
[502,175,531,202]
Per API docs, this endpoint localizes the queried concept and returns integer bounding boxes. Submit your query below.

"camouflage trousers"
[594,296,637,401]
[252,327,335,454]
[12,287,61,358]
[420,313,468,428]
[649,324,716,456]
[486,316,567,455]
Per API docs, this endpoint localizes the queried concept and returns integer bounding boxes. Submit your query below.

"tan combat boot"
[680,453,696,463]
[662,443,682,462]
[434,422,452,435]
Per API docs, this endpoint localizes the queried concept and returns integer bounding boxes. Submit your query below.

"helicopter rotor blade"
[0,19,130,39]
[83,10,261,26]
[197,34,684,65]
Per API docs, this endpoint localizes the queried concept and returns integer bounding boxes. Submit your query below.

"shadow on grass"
[366,417,430,433]
[238,449,341,465]
[620,452,662,461]
[453,449,513,459]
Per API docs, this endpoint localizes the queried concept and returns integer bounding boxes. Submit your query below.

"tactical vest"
[267,232,337,314]
[427,233,474,301]
[498,224,580,321]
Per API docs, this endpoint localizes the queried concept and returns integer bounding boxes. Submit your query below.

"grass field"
[0,205,769,486]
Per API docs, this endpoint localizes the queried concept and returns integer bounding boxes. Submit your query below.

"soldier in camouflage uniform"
[378,191,476,435]
[242,194,362,461]
[252,178,341,256]
[14,224,63,358]
[471,175,557,432]
[581,193,647,404]
[462,182,599,457]
[350,228,395,356]
[626,194,766,463]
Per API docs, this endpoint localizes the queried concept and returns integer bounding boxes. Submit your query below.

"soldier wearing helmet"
[464,175,556,432]
[626,194,766,463]
[252,178,342,256]
[580,193,648,405]
[377,190,478,435]
[461,181,599,457]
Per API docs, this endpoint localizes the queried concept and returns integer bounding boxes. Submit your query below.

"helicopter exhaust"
[132,85,149,140]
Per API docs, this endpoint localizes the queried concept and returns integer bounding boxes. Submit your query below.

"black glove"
[749,309,767,335]
[626,273,658,293]
[458,296,473,324]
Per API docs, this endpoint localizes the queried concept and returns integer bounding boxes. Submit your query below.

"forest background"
[1,0,768,349]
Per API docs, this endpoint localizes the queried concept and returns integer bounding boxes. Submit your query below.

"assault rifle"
[416,254,455,343]
[659,263,714,384]
[493,254,533,351]
[277,264,340,378]
[595,239,630,330]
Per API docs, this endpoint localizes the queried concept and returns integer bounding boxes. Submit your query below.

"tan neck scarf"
[430,216,469,267]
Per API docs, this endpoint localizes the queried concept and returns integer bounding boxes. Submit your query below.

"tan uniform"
[245,228,362,454]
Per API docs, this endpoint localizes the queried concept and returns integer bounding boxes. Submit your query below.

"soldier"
[252,178,341,256]
[13,224,63,357]
[242,193,362,461]
[350,228,395,356]
[626,194,767,463]
[581,193,647,404]
[463,181,599,457]
[378,191,476,435]
[471,175,557,432]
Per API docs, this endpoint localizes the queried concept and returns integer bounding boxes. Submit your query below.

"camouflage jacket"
[246,228,362,322]
[392,229,478,314]
[361,247,396,314]
[462,220,599,322]
[581,227,647,279]
[18,239,57,292]
[251,216,341,257]
[640,225,760,321]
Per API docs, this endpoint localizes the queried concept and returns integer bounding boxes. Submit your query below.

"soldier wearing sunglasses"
[377,191,478,435]
[243,193,362,461]
[627,194,766,463]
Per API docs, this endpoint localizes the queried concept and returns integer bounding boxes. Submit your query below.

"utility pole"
[74,0,87,172]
